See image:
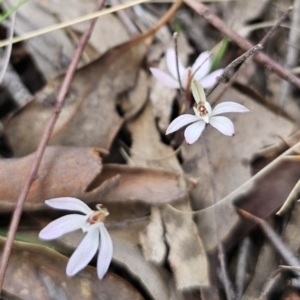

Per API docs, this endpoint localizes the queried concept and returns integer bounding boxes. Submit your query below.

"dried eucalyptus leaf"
[0,237,143,300]
[139,206,166,264]
[194,142,300,252]
[162,204,210,289]
[89,164,190,205]
[0,146,103,212]
[5,36,148,156]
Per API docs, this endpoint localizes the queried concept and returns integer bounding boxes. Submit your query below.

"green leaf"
[0,0,29,24]
[210,37,229,72]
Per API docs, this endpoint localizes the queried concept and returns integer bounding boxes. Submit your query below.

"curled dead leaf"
[4,35,148,157]
[0,146,191,212]
[0,237,143,300]
[162,204,210,289]
[88,164,191,205]
[194,142,300,252]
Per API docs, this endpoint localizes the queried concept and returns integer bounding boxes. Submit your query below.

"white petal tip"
[66,270,75,277]
[166,129,172,135]
[97,271,106,280]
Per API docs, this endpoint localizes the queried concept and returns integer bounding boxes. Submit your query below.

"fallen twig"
[206,44,263,97]
[278,2,300,106]
[0,12,16,84]
[237,208,300,268]
[183,0,300,89]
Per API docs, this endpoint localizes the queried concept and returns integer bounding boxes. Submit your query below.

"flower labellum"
[166,81,249,144]
[150,48,224,90]
[39,197,113,280]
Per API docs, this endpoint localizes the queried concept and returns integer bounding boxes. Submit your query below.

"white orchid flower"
[166,81,249,144]
[39,197,113,280]
[150,48,224,90]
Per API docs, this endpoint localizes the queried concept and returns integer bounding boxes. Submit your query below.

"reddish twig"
[237,208,300,268]
[206,44,263,98]
[173,32,184,91]
[183,0,300,89]
[0,0,106,291]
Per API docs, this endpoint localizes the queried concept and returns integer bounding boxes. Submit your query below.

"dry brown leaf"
[194,142,300,253]
[162,204,210,288]
[37,0,130,56]
[88,163,190,205]
[0,146,103,212]
[127,103,179,266]
[241,242,278,300]
[127,103,182,171]
[59,230,172,300]
[1,238,143,300]
[182,86,295,210]
[113,237,171,300]
[139,206,166,264]
[4,0,75,79]
[5,37,148,157]
[221,0,271,33]
[127,102,209,290]
[0,146,191,212]
[118,69,149,120]
[282,203,300,266]
[6,0,130,80]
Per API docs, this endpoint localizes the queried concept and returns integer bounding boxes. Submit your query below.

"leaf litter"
[1,0,300,299]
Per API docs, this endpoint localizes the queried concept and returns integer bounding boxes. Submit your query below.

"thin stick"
[183,0,300,89]
[0,0,106,291]
[0,12,16,84]
[0,0,148,48]
[173,32,192,106]
[279,265,300,272]
[206,6,292,98]
[206,44,263,97]
[237,209,300,268]
[208,5,293,106]
[173,32,184,91]
[278,4,300,106]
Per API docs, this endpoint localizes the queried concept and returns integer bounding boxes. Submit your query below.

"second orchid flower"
[150,48,224,90]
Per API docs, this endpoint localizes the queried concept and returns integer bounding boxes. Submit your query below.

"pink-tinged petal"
[210,116,234,136]
[97,224,113,279]
[191,80,206,103]
[199,69,224,89]
[45,197,92,215]
[166,114,200,135]
[184,121,206,144]
[192,51,212,81]
[150,68,180,89]
[166,48,185,80]
[211,101,249,116]
[39,214,87,240]
[66,227,99,276]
